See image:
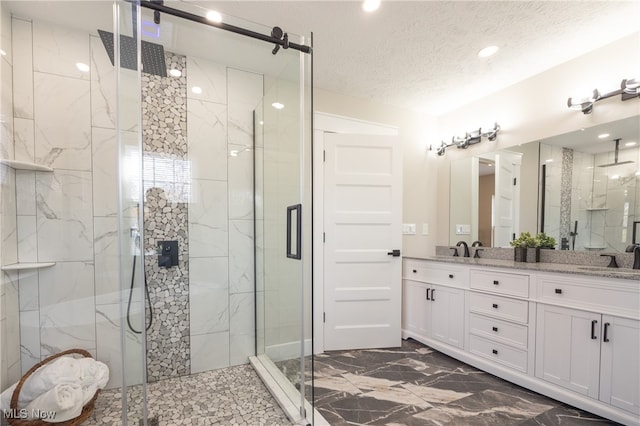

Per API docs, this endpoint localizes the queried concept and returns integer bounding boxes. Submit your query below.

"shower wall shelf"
[0,159,53,172]
[1,262,56,271]
[585,207,608,211]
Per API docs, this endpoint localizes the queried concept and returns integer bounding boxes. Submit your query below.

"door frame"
[313,112,399,354]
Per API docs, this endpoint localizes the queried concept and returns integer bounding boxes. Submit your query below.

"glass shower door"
[254,34,313,423]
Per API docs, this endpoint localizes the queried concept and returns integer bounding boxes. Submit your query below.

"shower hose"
[127,234,153,334]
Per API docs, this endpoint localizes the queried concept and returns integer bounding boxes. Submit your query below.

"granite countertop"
[405,256,640,281]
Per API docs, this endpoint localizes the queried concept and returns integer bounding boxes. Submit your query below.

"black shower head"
[98,29,167,77]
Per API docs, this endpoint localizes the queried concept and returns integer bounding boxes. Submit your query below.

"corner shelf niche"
[0,159,53,172]
[1,262,56,271]
[585,207,608,212]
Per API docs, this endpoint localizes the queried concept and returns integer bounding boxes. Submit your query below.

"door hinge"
[513,177,517,186]
[323,150,326,162]
[323,312,326,323]
[323,232,325,242]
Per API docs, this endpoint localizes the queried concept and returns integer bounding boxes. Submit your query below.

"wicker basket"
[6,349,100,426]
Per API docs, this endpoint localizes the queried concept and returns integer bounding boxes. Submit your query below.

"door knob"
[387,249,401,257]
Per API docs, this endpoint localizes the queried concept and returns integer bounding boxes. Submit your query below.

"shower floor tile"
[86,364,291,426]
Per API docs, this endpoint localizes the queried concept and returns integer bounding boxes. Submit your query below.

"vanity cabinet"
[536,305,640,415]
[401,258,640,426]
[402,261,466,349]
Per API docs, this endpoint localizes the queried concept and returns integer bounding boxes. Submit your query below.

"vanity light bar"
[567,78,639,114]
[432,123,500,156]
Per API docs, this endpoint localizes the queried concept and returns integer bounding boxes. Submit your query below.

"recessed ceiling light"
[259,120,264,125]
[206,10,222,23]
[191,86,202,95]
[272,102,284,110]
[478,45,499,58]
[0,49,6,56]
[169,69,182,77]
[626,141,637,147]
[76,62,90,72]
[598,133,610,139]
[362,0,381,12]
[545,159,553,163]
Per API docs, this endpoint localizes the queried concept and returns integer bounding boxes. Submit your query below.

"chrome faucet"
[456,241,470,258]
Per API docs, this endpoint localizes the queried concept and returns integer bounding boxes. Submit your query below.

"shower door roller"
[286,204,302,260]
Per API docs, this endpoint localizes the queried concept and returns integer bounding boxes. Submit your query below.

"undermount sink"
[577,266,640,274]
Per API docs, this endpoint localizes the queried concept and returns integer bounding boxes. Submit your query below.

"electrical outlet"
[402,223,416,235]
[455,224,471,235]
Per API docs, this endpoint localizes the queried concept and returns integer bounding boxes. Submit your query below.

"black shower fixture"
[568,78,640,114]
[152,0,163,24]
[271,26,289,55]
[98,29,168,77]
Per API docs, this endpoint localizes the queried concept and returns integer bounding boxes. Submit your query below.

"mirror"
[449,115,640,251]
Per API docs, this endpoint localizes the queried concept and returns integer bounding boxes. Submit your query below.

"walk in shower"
[0,1,313,424]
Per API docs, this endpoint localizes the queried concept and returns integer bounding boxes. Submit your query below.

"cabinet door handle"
[431,289,436,302]
[555,288,562,294]
[492,303,498,309]
[426,288,430,300]
[492,349,498,355]
[449,274,454,279]
[591,320,598,340]
[603,322,610,342]
[493,280,499,285]
[492,326,498,332]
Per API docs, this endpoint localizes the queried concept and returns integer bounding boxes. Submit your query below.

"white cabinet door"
[535,304,601,398]
[402,280,429,339]
[430,284,465,349]
[600,315,640,415]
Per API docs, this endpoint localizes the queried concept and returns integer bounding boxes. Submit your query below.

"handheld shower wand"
[127,230,153,334]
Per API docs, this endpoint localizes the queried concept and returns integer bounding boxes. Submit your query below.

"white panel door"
[600,315,640,415]
[324,133,402,350]
[494,151,522,247]
[535,304,601,398]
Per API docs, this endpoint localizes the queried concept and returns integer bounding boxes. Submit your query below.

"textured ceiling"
[5,1,640,116]
[193,0,640,116]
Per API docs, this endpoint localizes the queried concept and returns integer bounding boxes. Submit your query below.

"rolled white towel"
[94,362,109,389]
[24,383,83,423]
[81,383,98,406]
[76,359,109,390]
[0,356,81,409]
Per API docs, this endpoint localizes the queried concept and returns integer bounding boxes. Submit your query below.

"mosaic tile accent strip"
[560,147,574,247]
[84,365,291,426]
[142,52,190,382]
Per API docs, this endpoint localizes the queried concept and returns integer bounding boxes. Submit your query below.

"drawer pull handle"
[492,303,498,309]
[591,320,598,340]
[426,288,430,301]
[449,274,454,279]
[492,326,498,332]
[555,288,562,294]
[492,349,498,355]
[431,288,436,302]
[413,269,417,273]
[493,280,499,285]
[603,322,610,342]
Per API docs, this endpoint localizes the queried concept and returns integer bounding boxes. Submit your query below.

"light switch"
[402,223,416,235]
[422,223,429,235]
[456,224,471,235]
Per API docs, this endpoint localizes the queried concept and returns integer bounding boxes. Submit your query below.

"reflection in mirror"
[539,115,640,252]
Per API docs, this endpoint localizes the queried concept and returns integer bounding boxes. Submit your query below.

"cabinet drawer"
[470,270,529,298]
[469,292,529,324]
[469,313,528,349]
[537,275,640,317]
[469,334,528,372]
[403,261,468,288]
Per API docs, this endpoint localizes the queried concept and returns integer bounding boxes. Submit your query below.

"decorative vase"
[514,247,527,262]
[526,247,540,263]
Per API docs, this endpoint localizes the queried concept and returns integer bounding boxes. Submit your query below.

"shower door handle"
[286,204,302,260]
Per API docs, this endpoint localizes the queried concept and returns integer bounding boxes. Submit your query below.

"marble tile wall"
[5,15,264,391]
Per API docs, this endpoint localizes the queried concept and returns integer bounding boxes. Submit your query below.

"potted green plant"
[535,232,556,249]
[510,232,539,262]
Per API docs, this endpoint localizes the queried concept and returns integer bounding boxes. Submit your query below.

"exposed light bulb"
[206,10,223,23]
[625,141,637,147]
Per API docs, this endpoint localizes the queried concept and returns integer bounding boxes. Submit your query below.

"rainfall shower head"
[97,29,167,77]
[598,138,635,168]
